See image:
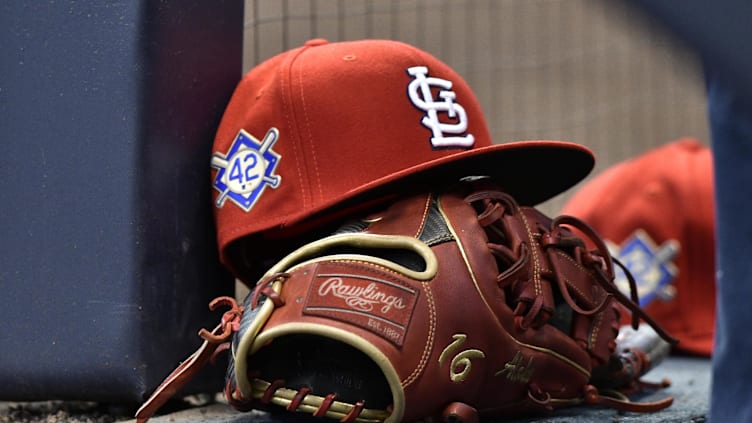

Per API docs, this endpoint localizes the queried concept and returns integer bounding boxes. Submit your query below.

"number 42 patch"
[211,128,282,212]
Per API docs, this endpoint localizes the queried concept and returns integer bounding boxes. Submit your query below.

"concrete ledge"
[119,355,709,423]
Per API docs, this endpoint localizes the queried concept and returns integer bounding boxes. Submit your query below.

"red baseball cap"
[562,138,715,356]
[211,39,594,276]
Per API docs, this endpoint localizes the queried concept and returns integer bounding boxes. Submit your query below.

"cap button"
[304,38,329,47]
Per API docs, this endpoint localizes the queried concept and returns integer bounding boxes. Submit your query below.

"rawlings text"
[303,264,419,347]
[318,277,407,314]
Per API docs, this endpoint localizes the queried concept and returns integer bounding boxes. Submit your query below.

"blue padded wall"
[0,1,242,402]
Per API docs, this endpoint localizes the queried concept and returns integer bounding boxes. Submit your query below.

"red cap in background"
[210,39,594,276]
[562,138,716,356]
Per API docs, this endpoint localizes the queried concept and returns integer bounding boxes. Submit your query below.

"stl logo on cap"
[211,128,282,212]
[406,66,474,149]
[608,229,680,307]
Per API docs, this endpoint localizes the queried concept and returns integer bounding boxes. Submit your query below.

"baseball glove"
[137,179,677,423]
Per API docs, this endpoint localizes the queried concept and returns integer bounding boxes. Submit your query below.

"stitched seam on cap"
[297,57,324,204]
[281,45,311,211]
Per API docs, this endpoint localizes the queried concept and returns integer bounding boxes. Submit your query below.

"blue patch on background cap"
[609,229,679,307]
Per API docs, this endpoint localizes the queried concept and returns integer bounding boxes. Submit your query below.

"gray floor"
[126,356,710,423]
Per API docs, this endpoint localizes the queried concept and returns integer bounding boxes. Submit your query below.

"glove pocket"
[232,256,438,423]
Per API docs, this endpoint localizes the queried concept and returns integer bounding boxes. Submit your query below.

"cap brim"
[297,140,594,227]
[227,140,594,280]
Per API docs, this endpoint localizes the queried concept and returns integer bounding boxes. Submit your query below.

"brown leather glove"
[137,180,677,423]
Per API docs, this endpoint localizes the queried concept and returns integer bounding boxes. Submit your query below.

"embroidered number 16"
[438,334,486,383]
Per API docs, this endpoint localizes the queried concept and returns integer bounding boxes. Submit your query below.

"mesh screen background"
[242,0,709,215]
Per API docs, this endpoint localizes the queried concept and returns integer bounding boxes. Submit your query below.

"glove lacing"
[464,188,677,344]
[135,296,243,423]
[464,188,677,414]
